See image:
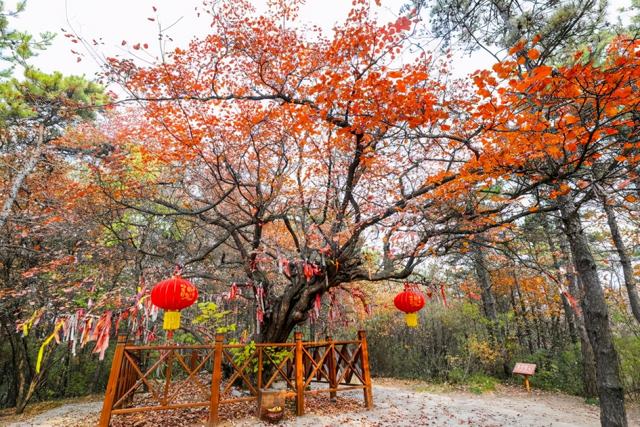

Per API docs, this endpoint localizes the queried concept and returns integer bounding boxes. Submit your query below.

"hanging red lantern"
[151,274,198,338]
[394,284,425,327]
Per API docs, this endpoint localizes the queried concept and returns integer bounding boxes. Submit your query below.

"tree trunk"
[472,244,498,324]
[472,244,510,375]
[556,219,598,397]
[541,212,578,344]
[261,277,319,343]
[559,194,627,426]
[15,379,38,415]
[509,288,527,350]
[1,321,19,407]
[514,281,535,353]
[560,292,579,345]
[14,344,32,414]
[600,193,640,323]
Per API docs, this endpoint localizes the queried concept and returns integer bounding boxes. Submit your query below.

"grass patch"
[584,397,599,405]
[467,373,499,394]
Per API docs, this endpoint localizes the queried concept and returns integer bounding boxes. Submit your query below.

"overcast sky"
[11,0,633,82]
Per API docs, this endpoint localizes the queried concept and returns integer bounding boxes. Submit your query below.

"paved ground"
[3,380,639,426]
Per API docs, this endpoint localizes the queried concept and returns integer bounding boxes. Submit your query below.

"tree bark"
[600,193,640,323]
[14,341,32,414]
[559,194,627,426]
[509,288,527,350]
[541,213,579,344]
[560,292,578,345]
[472,244,498,324]
[555,218,598,397]
[513,277,535,353]
[573,277,599,399]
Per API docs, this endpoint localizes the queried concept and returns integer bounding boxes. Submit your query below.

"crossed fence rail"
[99,331,373,426]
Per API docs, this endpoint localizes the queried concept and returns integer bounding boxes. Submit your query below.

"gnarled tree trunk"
[600,193,640,323]
[559,194,627,426]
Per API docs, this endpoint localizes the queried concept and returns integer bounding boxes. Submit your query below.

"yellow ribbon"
[21,309,43,337]
[36,321,64,373]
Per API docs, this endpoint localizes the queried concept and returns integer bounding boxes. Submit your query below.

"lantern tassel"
[163,310,181,330]
[405,312,418,328]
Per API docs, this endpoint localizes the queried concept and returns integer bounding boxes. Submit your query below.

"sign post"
[512,363,536,392]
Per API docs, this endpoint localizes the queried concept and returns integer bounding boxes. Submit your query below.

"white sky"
[12,0,497,80]
[11,0,633,83]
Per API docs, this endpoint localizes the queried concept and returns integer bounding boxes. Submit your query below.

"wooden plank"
[294,332,304,416]
[111,401,210,415]
[326,337,337,400]
[513,362,537,376]
[99,335,127,427]
[162,349,174,406]
[358,330,373,409]
[219,396,260,404]
[257,347,263,391]
[208,334,224,426]
[126,344,215,351]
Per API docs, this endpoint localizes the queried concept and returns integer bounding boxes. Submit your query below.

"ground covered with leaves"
[4,379,640,426]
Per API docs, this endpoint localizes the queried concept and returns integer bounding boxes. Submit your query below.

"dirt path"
[3,380,639,426]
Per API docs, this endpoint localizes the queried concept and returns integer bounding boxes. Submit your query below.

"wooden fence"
[99,331,373,426]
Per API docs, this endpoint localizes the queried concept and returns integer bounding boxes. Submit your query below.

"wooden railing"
[99,331,373,426]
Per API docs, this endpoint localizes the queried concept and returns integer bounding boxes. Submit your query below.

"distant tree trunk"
[472,243,510,375]
[91,357,106,393]
[513,280,535,353]
[472,244,498,325]
[509,288,527,350]
[1,322,18,407]
[60,346,72,398]
[600,193,640,323]
[541,213,578,344]
[559,194,627,426]
[532,305,547,350]
[560,292,578,345]
[556,220,598,397]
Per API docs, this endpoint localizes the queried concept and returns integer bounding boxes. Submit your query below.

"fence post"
[257,346,263,391]
[208,334,224,426]
[99,335,127,427]
[162,348,174,405]
[294,331,305,416]
[124,337,136,406]
[326,335,337,401]
[358,330,373,409]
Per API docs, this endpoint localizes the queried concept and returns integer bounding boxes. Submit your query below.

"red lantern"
[394,284,425,327]
[151,275,198,337]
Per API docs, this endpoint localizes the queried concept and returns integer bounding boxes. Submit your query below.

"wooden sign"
[513,363,536,392]
[513,363,536,376]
